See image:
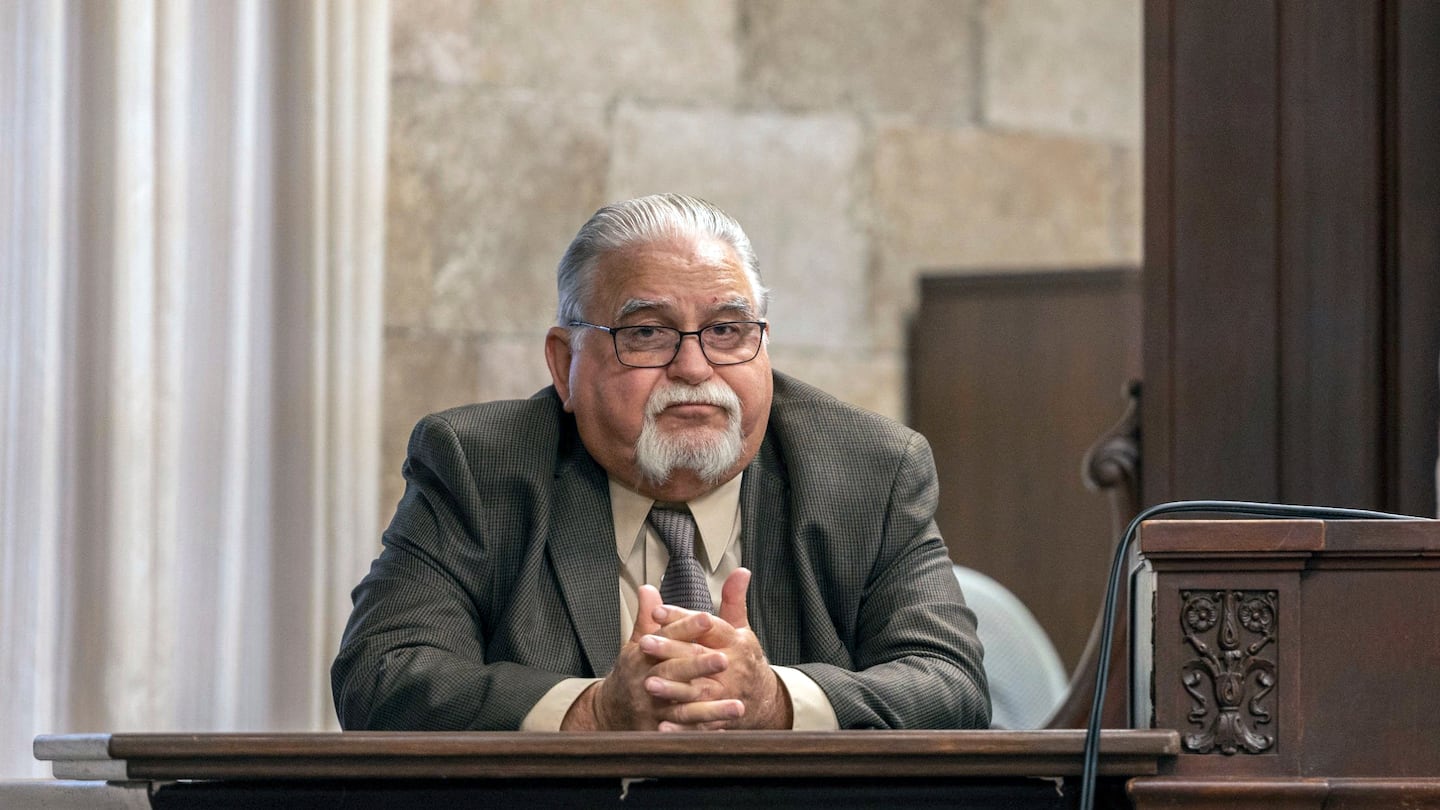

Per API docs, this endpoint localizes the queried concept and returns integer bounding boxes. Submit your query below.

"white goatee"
[633,380,744,487]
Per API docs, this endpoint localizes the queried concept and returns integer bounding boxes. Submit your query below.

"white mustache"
[644,380,742,419]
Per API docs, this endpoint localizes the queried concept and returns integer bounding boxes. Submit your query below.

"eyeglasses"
[569,320,768,368]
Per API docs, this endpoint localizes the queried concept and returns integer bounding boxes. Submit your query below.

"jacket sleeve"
[330,413,567,730]
[792,433,992,729]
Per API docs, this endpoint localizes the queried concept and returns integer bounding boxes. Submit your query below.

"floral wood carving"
[1179,590,1277,755]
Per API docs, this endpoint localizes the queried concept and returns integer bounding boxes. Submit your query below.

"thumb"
[718,567,752,630]
[632,584,663,639]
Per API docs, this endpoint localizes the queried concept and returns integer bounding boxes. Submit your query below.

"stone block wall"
[382,0,1142,516]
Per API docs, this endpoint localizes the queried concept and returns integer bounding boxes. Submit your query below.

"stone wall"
[382,0,1142,515]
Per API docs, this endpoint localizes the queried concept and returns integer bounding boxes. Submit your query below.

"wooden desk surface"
[35,729,1179,781]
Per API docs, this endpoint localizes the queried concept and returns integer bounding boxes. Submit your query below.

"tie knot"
[647,506,696,557]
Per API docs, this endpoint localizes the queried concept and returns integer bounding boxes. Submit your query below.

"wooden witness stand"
[34,730,1176,807]
[28,519,1440,808]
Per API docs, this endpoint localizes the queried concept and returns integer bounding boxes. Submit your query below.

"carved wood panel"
[1178,589,1278,756]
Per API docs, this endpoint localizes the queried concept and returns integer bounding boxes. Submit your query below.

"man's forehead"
[593,238,756,314]
[616,295,756,319]
[688,236,739,266]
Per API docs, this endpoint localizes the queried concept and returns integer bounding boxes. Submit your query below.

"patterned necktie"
[648,506,714,613]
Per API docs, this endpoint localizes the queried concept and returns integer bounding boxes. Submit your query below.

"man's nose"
[667,333,713,383]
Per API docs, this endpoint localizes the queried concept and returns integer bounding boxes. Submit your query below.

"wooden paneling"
[1143,0,1440,515]
[1141,0,1175,508]
[1167,0,1281,501]
[1389,0,1440,517]
[1278,1,1385,507]
[909,271,1141,671]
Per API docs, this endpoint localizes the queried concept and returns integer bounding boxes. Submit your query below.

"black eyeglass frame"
[568,320,769,368]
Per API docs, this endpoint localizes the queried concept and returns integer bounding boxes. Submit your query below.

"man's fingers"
[643,673,727,703]
[651,607,719,642]
[717,567,751,630]
[638,635,727,667]
[632,585,663,640]
[657,698,746,726]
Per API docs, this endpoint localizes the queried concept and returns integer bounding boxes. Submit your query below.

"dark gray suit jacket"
[332,372,990,730]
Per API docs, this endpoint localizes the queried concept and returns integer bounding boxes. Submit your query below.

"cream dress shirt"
[519,473,840,730]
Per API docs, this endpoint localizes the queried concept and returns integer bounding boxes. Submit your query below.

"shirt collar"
[609,472,743,573]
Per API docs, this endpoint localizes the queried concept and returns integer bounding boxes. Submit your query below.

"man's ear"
[544,327,576,411]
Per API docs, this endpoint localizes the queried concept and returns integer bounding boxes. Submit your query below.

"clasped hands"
[562,567,792,731]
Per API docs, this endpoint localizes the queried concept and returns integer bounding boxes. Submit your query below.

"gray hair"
[556,194,770,328]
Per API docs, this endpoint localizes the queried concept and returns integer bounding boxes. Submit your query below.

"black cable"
[1077,500,1425,809]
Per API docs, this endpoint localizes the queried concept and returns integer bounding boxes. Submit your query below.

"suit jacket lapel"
[547,441,621,676]
[740,435,793,661]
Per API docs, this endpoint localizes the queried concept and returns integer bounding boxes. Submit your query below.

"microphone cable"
[1077,499,1428,809]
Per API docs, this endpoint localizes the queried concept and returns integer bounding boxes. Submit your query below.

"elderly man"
[332,194,990,731]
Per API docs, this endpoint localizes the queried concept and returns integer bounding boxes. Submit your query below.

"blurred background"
[2,0,1143,776]
[379,0,1140,511]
